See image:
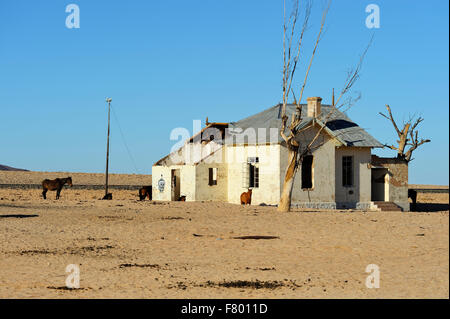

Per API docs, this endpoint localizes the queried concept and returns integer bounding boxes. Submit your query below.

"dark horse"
[138,186,152,201]
[42,177,73,199]
[408,189,417,211]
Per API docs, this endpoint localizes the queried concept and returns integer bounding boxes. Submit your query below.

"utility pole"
[104,97,112,200]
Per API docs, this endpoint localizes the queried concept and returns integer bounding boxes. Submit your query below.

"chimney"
[307,96,322,117]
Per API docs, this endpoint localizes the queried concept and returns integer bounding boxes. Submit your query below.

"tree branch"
[381,105,431,162]
[293,0,330,128]
[380,104,401,136]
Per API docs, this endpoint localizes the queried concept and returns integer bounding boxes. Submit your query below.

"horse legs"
[42,188,47,199]
[56,188,61,200]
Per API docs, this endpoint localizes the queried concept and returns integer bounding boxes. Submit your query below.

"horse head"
[66,177,73,187]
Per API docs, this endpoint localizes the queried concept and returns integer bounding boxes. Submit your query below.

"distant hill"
[0,164,28,171]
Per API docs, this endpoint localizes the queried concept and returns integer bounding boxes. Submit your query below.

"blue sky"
[0,0,448,185]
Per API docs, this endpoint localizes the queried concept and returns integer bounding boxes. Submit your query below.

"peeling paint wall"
[195,162,228,202]
[371,155,409,211]
[194,144,228,201]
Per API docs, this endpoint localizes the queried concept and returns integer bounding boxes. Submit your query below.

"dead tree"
[278,0,317,212]
[278,0,370,212]
[379,105,430,162]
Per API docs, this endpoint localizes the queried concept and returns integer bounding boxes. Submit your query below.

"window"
[342,156,353,187]
[249,164,259,188]
[242,158,259,188]
[301,155,313,189]
[208,167,218,186]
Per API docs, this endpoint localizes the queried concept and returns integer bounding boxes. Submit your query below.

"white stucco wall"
[335,146,372,208]
[280,125,336,207]
[195,163,228,202]
[225,144,281,205]
[151,166,171,201]
[153,134,374,209]
[151,165,196,201]
[192,144,228,201]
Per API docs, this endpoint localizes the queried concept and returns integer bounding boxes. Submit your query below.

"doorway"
[371,167,389,201]
[171,169,181,201]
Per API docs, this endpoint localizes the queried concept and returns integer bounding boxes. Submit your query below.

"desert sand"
[0,172,448,299]
[0,171,152,186]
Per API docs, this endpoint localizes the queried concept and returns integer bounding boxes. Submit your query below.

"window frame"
[247,157,259,188]
[208,167,218,186]
[249,164,259,188]
[342,156,354,187]
[301,155,314,190]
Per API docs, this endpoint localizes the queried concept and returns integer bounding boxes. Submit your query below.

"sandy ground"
[0,171,152,186]
[0,185,447,299]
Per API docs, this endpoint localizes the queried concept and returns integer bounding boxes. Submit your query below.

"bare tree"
[278,0,318,212]
[379,105,430,162]
[278,0,371,212]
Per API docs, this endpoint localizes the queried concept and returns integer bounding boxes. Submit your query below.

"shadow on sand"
[411,203,449,213]
[0,214,39,219]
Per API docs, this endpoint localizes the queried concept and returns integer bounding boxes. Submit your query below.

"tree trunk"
[278,147,299,212]
[397,123,410,157]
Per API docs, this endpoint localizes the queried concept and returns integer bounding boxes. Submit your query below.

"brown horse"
[240,189,252,205]
[138,186,152,201]
[42,177,73,199]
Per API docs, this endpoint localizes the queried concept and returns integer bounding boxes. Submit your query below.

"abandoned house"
[152,97,410,211]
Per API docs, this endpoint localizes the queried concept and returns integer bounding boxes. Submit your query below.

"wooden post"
[105,98,111,198]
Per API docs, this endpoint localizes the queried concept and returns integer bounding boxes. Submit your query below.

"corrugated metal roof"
[225,103,383,148]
